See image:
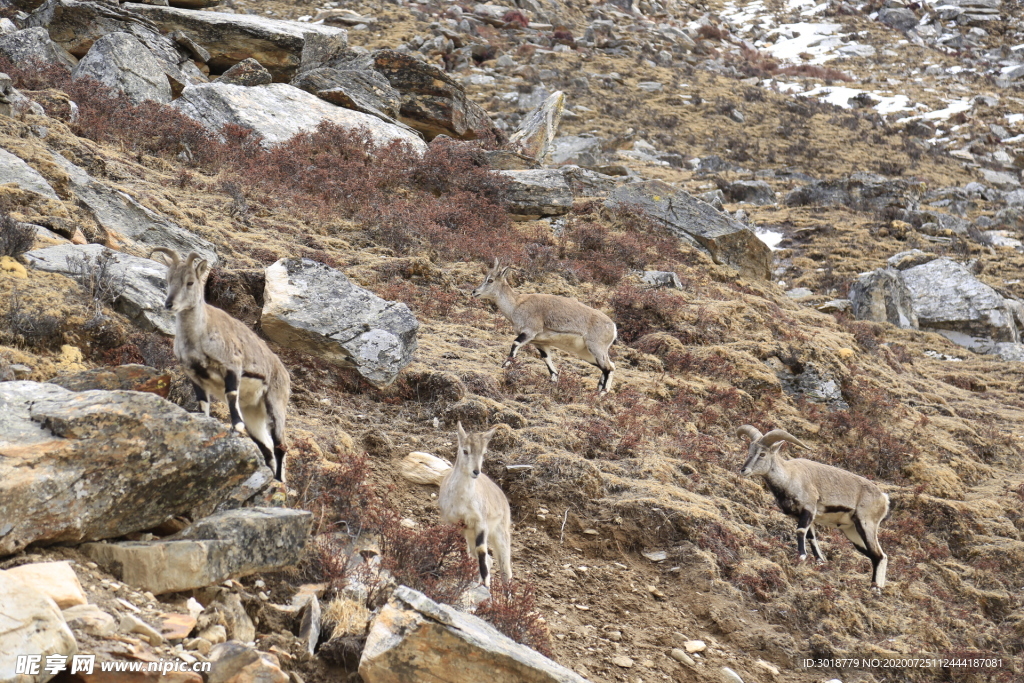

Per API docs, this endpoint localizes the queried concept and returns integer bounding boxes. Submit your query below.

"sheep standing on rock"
[736,425,890,589]
[150,248,291,482]
[472,259,617,394]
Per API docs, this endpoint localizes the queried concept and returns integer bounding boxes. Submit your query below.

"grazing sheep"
[736,425,890,589]
[472,259,617,394]
[150,248,291,481]
[400,423,512,587]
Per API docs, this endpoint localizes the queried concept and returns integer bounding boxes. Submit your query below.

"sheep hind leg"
[855,518,888,589]
[536,345,559,382]
[241,399,276,475]
[807,526,827,562]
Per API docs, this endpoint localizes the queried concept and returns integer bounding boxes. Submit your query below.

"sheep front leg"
[224,370,246,435]
[503,331,537,368]
[796,509,815,562]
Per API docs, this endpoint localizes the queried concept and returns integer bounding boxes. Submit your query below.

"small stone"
[611,656,634,668]
[755,659,780,675]
[185,637,213,655]
[120,613,164,646]
[606,630,622,642]
[684,639,706,653]
[198,624,227,645]
[62,604,117,637]
[670,648,695,665]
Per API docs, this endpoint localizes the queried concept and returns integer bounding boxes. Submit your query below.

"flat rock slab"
[48,364,172,398]
[497,169,574,218]
[173,82,426,152]
[605,180,771,280]
[292,66,403,124]
[50,152,218,264]
[849,267,918,329]
[359,585,590,683]
[261,258,418,386]
[901,257,1019,344]
[0,572,78,683]
[84,508,310,594]
[0,381,264,556]
[123,2,347,80]
[23,244,176,334]
[0,147,59,201]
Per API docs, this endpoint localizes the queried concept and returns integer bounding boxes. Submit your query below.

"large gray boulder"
[0,572,77,683]
[292,67,405,128]
[372,49,504,143]
[785,173,916,212]
[83,508,311,594]
[261,258,419,386]
[902,258,1019,346]
[71,32,172,104]
[23,244,175,334]
[26,0,201,91]
[50,153,217,264]
[605,180,772,280]
[359,586,589,683]
[0,148,59,201]
[0,27,77,71]
[848,267,919,329]
[498,169,574,218]
[722,180,776,206]
[877,7,919,32]
[123,3,348,80]
[0,381,266,557]
[173,82,427,152]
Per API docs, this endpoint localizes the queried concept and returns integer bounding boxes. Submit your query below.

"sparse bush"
[1,289,67,350]
[288,438,375,536]
[475,577,553,657]
[0,210,35,258]
[65,249,125,313]
[376,513,480,605]
[610,285,685,345]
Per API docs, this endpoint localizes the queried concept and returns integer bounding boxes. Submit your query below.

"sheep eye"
[486,278,493,283]
[186,281,194,287]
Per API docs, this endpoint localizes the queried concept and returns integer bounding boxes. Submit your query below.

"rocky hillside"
[2,0,1024,682]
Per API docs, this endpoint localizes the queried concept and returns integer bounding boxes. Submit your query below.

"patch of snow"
[764,22,846,64]
[1007,113,1024,124]
[799,85,912,114]
[919,98,972,120]
[755,228,785,250]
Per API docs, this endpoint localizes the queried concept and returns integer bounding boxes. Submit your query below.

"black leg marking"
[255,440,274,470]
[224,370,244,431]
[192,382,207,403]
[807,527,825,561]
[796,510,813,557]
[274,443,286,482]
[600,368,611,392]
[478,552,488,584]
[476,531,485,548]
[854,518,880,561]
[190,361,210,380]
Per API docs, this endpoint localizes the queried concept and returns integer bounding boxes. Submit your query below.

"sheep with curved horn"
[472,259,617,394]
[150,248,291,482]
[736,425,890,589]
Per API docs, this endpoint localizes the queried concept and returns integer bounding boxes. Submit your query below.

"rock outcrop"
[359,585,589,683]
[50,152,218,264]
[498,169,574,218]
[123,3,348,80]
[606,181,772,280]
[0,147,59,201]
[23,244,176,334]
[83,508,311,594]
[372,49,503,143]
[261,258,419,386]
[0,27,77,71]
[172,82,427,152]
[848,267,919,329]
[504,90,564,161]
[0,381,265,556]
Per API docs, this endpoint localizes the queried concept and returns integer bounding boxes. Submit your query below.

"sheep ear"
[500,266,512,281]
[481,426,498,444]
[192,257,211,282]
[456,421,467,442]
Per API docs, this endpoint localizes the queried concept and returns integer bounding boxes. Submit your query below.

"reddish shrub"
[376,513,480,605]
[475,577,553,657]
[502,10,529,28]
[610,285,685,344]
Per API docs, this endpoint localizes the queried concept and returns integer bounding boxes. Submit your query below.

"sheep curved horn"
[149,247,179,267]
[735,425,763,443]
[759,429,810,450]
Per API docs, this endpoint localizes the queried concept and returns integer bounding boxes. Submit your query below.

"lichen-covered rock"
[261,258,419,386]
[0,381,265,556]
[48,365,172,398]
[498,169,574,218]
[0,27,77,72]
[901,257,1020,346]
[504,90,564,161]
[359,586,588,683]
[123,2,347,80]
[371,49,503,143]
[0,572,77,683]
[217,57,272,87]
[605,180,772,280]
[172,82,427,152]
[71,32,172,104]
[292,67,403,124]
[849,267,919,329]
